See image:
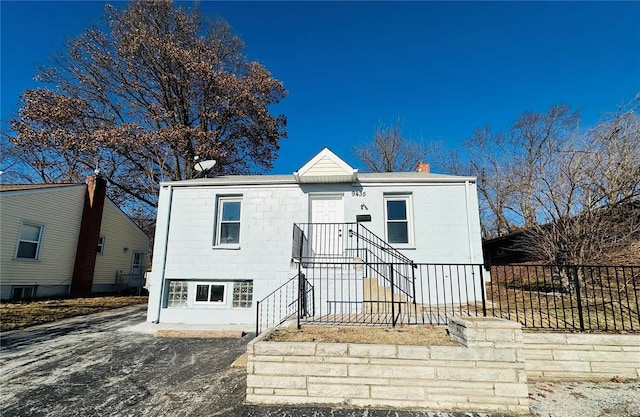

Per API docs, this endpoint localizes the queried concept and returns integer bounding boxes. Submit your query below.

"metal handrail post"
[255,301,260,335]
[573,265,585,331]
[390,267,396,327]
[479,266,487,317]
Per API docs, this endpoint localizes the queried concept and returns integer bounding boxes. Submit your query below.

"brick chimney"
[70,175,107,295]
[416,162,430,173]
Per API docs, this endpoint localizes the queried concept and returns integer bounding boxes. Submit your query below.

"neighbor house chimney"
[70,175,107,295]
[416,162,430,173]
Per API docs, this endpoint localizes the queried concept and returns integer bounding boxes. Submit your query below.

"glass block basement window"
[167,281,188,308]
[233,281,253,308]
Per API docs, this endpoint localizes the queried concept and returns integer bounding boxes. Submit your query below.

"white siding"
[93,200,149,285]
[304,155,350,177]
[0,186,86,287]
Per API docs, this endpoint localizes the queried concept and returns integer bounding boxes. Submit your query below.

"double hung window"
[384,195,413,245]
[215,197,241,245]
[16,222,44,260]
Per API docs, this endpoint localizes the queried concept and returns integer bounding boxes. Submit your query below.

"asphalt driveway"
[1,304,519,417]
[3,304,636,417]
[1,305,248,417]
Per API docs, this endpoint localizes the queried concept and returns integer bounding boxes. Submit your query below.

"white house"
[146,148,484,328]
[0,176,150,300]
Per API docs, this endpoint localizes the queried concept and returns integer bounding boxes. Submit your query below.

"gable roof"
[161,148,476,187]
[293,147,358,184]
[0,183,78,192]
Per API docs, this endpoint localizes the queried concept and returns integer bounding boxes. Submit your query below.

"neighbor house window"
[233,281,253,308]
[384,195,413,245]
[97,236,106,255]
[12,286,36,300]
[167,281,188,308]
[215,197,241,245]
[16,222,44,260]
[195,283,226,304]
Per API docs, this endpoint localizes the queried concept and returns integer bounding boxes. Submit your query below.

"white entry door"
[310,195,345,257]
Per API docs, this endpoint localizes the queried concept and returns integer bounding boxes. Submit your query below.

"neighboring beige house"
[0,176,150,300]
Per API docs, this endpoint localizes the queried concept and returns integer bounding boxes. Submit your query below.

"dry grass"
[486,265,640,332]
[264,323,459,346]
[486,284,640,331]
[0,296,148,332]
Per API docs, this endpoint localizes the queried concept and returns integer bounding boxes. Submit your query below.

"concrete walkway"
[125,317,254,336]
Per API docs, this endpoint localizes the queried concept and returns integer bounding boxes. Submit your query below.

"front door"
[310,195,345,257]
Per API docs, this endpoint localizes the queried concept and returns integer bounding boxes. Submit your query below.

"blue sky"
[2,1,639,175]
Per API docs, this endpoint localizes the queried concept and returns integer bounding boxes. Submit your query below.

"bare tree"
[445,99,639,269]
[5,0,287,228]
[520,99,640,267]
[443,105,579,238]
[353,120,440,172]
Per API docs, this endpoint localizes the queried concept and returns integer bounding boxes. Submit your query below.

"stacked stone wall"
[246,317,529,414]
[523,332,640,380]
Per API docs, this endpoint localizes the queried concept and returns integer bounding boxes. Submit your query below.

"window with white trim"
[97,236,106,255]
[215,197,241,245]
[167,281,188,308]
[16,222,44,260]
[233,281,253,308]
[195,283,226,304]
[384,195,413,245]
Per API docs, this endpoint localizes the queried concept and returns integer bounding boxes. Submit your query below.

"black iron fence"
[257,262,640,335]
[295,261,486,328]
[487,264,640,332]
[256,223,640,334]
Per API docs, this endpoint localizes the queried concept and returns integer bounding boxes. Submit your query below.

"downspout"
[154,185,174,323]
[464,181,475,263]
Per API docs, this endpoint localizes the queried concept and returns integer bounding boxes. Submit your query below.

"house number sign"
[352,190,366,197]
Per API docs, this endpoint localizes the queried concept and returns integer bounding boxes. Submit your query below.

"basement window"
[167,281,188,308]
[195,283,226,304]
[233,281,253,308]
[12,286,36,300]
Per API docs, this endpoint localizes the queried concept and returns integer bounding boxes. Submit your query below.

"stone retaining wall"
[246,317,529,415]
[524,332,640,381]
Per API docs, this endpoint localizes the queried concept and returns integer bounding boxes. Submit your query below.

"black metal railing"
[255,275,298,336]
[297,261,486,327]
[347,223,414,265]
[258,263,639,334]
[293,223,417,322]
[487,264,640,332]
[264,223,639,334]
[255,274,315,335]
